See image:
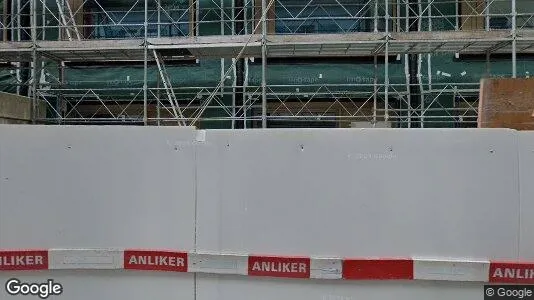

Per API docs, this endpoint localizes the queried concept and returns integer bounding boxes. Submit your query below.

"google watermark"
[485,285,534,299]
[5,278,63,299]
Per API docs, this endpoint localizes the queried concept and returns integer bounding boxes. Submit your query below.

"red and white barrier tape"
[0,249,532,283]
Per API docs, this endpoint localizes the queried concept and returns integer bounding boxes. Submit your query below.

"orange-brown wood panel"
[267,101,380,128]
[59,0,85,40]
[478,78,534,130]
[70,0,84,26]
[254,0,275,34]
[72,100,379,127]
[460,0,484,30]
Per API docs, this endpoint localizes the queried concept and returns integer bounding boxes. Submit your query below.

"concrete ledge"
[0,92,46,124]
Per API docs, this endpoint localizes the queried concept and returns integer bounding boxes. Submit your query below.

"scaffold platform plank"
[0,30,533,63]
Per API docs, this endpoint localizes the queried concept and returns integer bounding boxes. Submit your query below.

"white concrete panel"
[197,129,519,259]
[0,125,196,249]
[197,274,485,300]
[0,125,197,300]
[519,132,534,259]
[196,128,519,300]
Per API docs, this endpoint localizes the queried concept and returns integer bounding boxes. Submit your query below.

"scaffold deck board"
[0,30,533,63]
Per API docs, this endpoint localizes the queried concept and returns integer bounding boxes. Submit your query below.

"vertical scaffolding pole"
[20,0,30,97]
[221,0,226,127]
[384,0,390,124]
[3,0,9,41]
[485,0,489,31]
[235,0,245,128]
[41,1,45,40]
[404,0,410,128]
[30,0,37,123]
[231,0,236,129]
[416,0,423,128]
[406,0,421,128]
[144,0,148,125]
[196,0,200,36]
[373,55,378,127]
[424,0,432,128]
[158,0,161,37]
[374,0,378,32]
[58,62,65,124]
[15,0,21,95]
[40,0,46,90]
[261,0,267,128]
[221,0,225,35]
[396,0,400,31]
[243,0,249,129]
[373,0,378,126]
[232,58,237,129]
[16,0,21,41]
[157,73,161,126]
[511,0,517,78]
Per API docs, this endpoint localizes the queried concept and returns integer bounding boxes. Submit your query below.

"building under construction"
[0,0,532,128]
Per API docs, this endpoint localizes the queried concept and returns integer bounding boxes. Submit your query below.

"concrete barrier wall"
[0,126,531,299]
[196,128,520,300]
[0,126,198,300]
[520,132,534,260]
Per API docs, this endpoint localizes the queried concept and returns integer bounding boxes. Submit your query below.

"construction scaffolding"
[0,0,533,128]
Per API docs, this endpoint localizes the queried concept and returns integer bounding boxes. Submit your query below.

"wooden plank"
[266,101,380,128]
[478,78,534,130]
[460,0,484,30]
[70,0,84,28]
[254,0,275,34]
[71,100,380,128]
[59,0,84,40]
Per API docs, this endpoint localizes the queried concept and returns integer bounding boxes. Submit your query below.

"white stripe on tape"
[413,258,490,282]
[188,252,248,275]
[195,130,207,142]
[310,258,343,279]
[49,249,124,270]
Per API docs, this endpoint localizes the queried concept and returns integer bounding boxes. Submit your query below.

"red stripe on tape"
[0,250,48,271]
[248,255,311,279]
[343,259,414,280]
[489,262,534,283]
[124,250,188,272]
